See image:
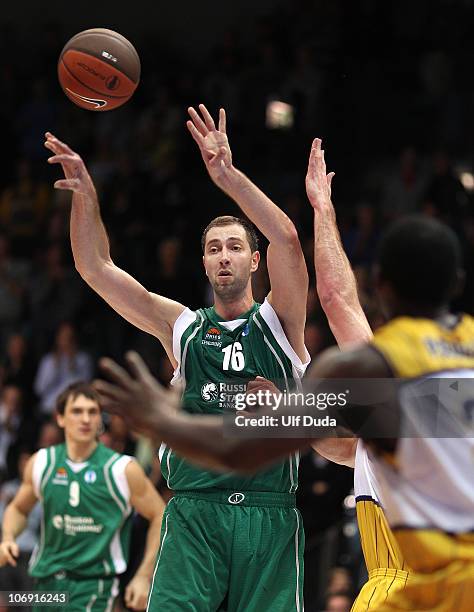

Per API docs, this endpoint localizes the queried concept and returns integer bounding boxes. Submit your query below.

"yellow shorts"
[371,560,474,611]
[351,569,409,611]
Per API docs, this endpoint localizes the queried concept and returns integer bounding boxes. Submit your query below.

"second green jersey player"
[0,382,166,612]
[50,103,309,610]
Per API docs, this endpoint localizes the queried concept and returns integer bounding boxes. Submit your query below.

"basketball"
[57,28,140,111]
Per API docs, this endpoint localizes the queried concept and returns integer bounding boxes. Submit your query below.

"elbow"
[76,265,97,287]
[332,444,356,467]
[283,223,300,247]
[271,219,300,248]
[74,259,88,280]
[281,224,307,265]
[74,256,93,282]
[74,258,110,285]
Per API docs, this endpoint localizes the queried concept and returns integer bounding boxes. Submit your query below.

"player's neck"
[65,438,98,463]
[213,292,254,321]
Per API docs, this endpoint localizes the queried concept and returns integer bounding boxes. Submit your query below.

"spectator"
[0,333,36,405]
[34,322,93,416]
[145,236,204,309]
[29,242,85,356]
[36,419,63,450]
[0,159,49,255]
[323,591,353,612]
[326,567,353,595]
[0,234,29,351]
[380,147,427,220]
[341,204,380,269]
[423,151,469,228]
[0,386,24,482]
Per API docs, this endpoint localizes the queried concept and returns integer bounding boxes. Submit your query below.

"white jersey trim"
[354,440,382,505]
[109,529,127,575]
[171,307,197,380]
[158,443,166,462]
[258,299,310,378]
[147,503,173,612]
[105,578,120,612]
[103,454,128,516]
[293,509,302,612]
[32,448,48,498]
[111,455,133,512]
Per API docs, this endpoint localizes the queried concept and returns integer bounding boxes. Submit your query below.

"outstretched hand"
[305,138,335,214]
[187,104,233,186]
[94,351,181,440]
[44,132,96,198]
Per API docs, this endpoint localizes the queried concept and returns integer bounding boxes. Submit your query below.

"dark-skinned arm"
[95,349,390,473]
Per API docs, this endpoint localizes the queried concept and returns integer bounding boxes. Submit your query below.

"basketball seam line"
[60,34,140,82]
[60,59,132,100]
[64,30,140,65]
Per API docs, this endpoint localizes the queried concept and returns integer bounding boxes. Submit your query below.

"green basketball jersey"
[29,443,133,579]
[160,299,309,492]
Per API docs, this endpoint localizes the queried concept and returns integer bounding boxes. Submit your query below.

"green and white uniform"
[30,443,133,611]
[150,299,309,611]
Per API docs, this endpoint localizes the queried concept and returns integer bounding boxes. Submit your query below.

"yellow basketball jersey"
[371,313,474,378]
[369,314,474,571]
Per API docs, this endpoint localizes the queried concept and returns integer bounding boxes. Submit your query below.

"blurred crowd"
[1,0,474,610]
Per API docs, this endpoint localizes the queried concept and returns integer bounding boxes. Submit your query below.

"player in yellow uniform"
[365,312,474,611]
[310,214,473,611]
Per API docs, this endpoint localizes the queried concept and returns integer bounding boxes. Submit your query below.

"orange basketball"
[58,28,140,111]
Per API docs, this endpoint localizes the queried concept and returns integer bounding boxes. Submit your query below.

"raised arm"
[187,106,308,361]
[306,139,372,349]
[0,454,38,567]
[44,133,185,364]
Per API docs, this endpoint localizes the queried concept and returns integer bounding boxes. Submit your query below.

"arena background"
[0,1,473,610]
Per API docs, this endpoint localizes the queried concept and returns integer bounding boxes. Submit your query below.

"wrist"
[214,164,240,192]
[312,201,331,215]
[133,568,152,580]
[1,536,15,543]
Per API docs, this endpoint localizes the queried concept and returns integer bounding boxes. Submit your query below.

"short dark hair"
[377,215,462,307]
[56,382,100,415]
[201,216,259,253]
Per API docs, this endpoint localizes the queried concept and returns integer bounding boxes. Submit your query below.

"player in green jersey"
[0,382,165,611]
[44,103,309,611]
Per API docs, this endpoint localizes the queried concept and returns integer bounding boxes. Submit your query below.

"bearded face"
[203,224,259,302]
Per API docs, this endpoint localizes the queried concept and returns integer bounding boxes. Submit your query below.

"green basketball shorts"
[33,573,119,612]
[147,489,304,611]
